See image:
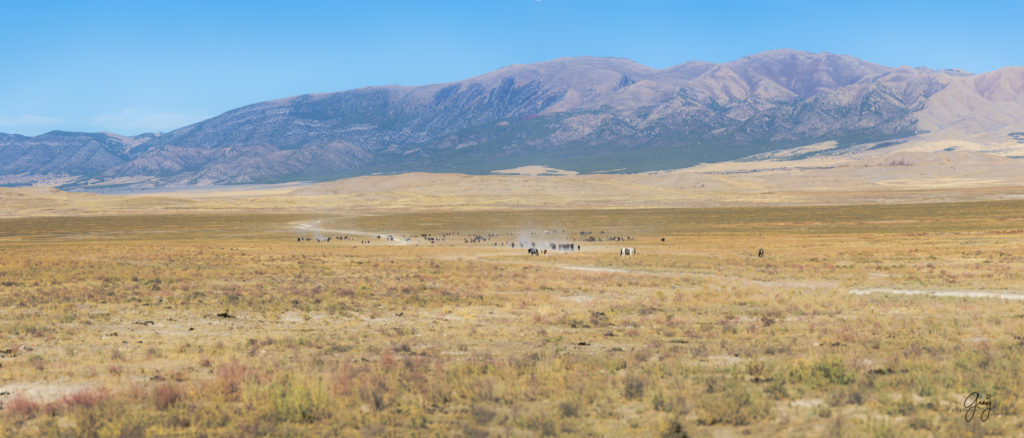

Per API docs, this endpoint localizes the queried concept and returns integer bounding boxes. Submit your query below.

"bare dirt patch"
[850,288,1024,300]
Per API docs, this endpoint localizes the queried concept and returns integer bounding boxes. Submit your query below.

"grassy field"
[3,201,1024,436]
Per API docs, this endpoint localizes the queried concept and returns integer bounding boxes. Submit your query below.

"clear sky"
[2,0,1021,136]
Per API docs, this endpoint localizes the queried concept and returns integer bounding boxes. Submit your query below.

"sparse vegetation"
[2,201,1024,435]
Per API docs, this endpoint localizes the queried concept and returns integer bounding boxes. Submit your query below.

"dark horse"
[528,248,540,256]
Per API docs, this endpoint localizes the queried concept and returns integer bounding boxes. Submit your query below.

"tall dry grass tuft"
[153,383,185,410]
[216,359,247,399]
[264,374,334,423]
[4,394,39,420]
[61,387,108,410]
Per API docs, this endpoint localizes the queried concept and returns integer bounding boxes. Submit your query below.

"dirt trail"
[559,266,633,274]
[556,264,836,290]
[297,222,1006,300]
[558,265,1024,301]
[293,220,410,245]
[559,266,1024,301]
[0,382,97,405]
[850,288,1024,300]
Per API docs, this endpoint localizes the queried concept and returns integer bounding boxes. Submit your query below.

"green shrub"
[789,357,855,389]
[697,378,771,426]
[263,374,335,423]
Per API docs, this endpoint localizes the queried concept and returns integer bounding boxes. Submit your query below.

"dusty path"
[296,222,1023,301]
[559,266,633,274]
[560,266,1024,301]
[850,288,1024,300]
[293,220,411,245]
[556,264,837,291]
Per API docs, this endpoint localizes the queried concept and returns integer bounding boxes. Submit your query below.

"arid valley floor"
[3,179,1024,436]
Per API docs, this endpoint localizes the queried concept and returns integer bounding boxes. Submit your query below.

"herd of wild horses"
[297,230,766,258]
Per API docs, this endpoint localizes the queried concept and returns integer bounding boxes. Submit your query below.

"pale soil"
[490,165,579,176]
[850,288,1024,300]
[292,220,411,245]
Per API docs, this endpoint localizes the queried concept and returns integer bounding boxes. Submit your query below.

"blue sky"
[1,0,1021,136]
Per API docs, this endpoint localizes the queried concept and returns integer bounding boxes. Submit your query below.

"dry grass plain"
[3,199,1024,436]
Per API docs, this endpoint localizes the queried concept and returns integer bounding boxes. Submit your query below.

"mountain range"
[3,49,1024,189]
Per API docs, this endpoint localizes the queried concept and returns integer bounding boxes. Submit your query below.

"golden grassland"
[5,160,1024,219]
[2,201,1024,436]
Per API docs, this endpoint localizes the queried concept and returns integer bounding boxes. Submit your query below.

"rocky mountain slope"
[2,50,1023,188]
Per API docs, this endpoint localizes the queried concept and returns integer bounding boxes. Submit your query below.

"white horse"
[620,247,635,256]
